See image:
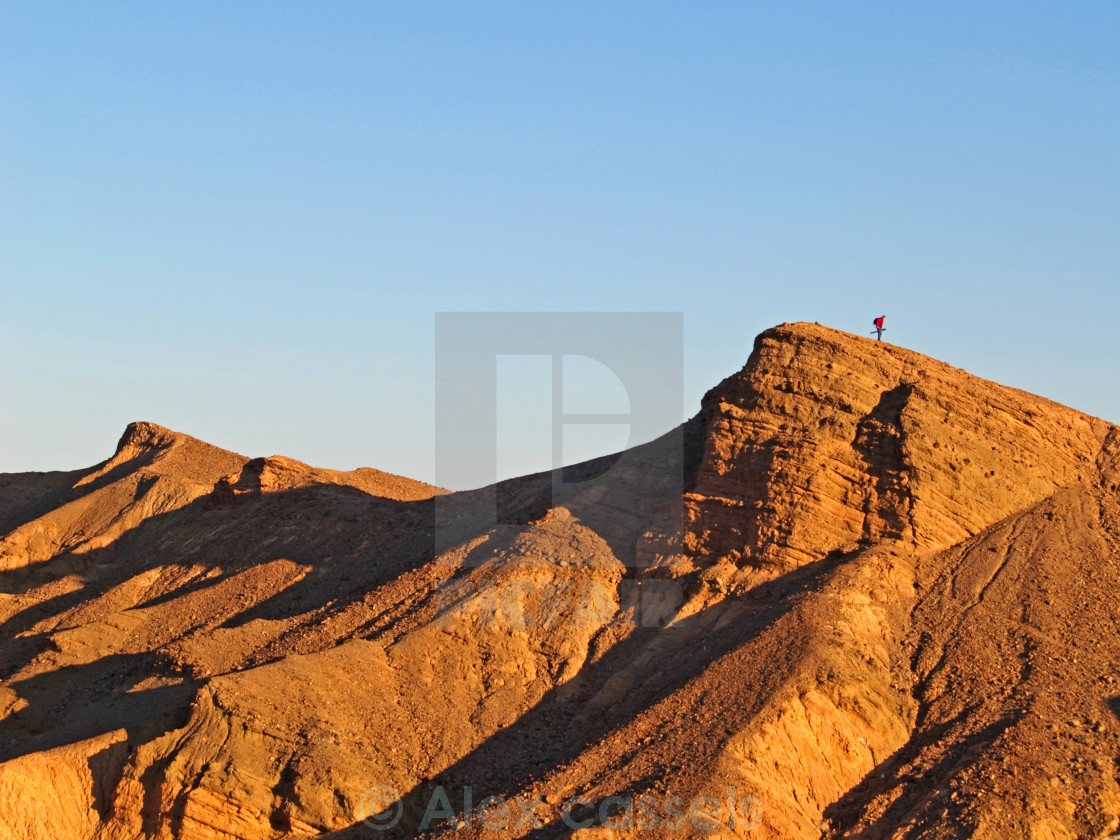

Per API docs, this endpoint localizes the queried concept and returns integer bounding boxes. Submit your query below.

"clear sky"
[3,2,1118,489]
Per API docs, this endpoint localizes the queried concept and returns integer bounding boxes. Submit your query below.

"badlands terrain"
[2,322,1119,840]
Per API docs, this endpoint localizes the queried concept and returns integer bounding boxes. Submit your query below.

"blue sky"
[3,2,1118,488]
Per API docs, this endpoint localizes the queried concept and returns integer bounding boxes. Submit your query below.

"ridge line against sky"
[2,1,1118,488]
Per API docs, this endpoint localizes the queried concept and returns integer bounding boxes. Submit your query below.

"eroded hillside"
[1,323,1118,840]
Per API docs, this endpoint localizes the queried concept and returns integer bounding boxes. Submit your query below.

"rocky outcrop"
[685,323,1104,573]
[211,455,448,506]
[0,729,129,840]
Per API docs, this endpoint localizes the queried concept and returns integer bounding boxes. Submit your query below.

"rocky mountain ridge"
[1,322,1118,840]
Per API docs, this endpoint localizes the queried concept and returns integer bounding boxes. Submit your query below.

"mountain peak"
[113,420,182,457]
[690,320,1109,572]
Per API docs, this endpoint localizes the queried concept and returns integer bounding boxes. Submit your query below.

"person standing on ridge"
[873,316,885,340]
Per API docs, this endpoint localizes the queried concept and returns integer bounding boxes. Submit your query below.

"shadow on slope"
[0,651,198,762]
[0,418,705,784]
[323,553,847,839]
[821,711,1021,838]
[0,484,437,672]
[0,469,90,536]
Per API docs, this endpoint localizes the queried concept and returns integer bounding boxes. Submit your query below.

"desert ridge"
[1,322,1119,839]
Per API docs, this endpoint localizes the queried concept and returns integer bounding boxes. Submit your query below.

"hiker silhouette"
[872,316,885,341]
